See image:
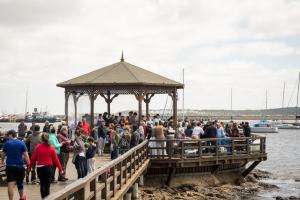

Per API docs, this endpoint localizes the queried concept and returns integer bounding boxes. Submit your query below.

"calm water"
[0,122,299,198]
[256,129,300,199]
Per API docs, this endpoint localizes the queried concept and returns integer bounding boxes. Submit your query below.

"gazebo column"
[169,89,178,131]
[72,93,82,126]
[144,93,155,116]
[64,90,70,125]
[89,93,97,128]
[135,92,145,123]
[107,92,111,115]
[100,92,119,116]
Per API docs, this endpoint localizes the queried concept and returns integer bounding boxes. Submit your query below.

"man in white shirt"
[192,122,204,139]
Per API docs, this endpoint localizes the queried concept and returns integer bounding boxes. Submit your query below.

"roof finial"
[120,51,124,62]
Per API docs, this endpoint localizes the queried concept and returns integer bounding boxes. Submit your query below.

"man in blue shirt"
[1,130,30,200]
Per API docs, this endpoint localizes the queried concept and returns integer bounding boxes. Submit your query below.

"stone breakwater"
[138,170,297,200]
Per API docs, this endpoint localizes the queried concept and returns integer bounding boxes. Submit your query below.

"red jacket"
[82,122,91,136]
[30,143,63,172]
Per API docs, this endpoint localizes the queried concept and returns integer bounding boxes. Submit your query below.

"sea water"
[256,129,300,199]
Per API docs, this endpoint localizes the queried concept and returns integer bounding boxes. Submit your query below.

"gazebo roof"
[57,58,183,88]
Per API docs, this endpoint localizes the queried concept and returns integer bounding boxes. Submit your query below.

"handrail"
[46,135,266,199]
[148,135,266,160]
[46,140,149,200]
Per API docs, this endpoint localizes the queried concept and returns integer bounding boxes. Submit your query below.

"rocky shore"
[139,169,294,200]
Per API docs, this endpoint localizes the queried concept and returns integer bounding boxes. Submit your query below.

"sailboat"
[251,90,279,133]
[277,72,300,129]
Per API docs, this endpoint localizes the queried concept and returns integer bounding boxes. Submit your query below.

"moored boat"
[251,120,278,133]
[277,123,300,129]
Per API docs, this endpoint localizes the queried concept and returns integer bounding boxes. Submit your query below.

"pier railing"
[46,135,266,199]
[45,140,149,200]
[148,135,266,162]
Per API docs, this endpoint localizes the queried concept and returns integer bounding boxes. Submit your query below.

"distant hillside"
[120,107,299,120]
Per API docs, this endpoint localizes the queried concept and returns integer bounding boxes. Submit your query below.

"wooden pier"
[0,135,266,200]
[42,135,266,200]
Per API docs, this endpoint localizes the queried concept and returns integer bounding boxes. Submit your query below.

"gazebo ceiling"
[57,58,184,89]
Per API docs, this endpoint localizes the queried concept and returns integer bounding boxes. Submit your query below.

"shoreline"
[139,169,299,200]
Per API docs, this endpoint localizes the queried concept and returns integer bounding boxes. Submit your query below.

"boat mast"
[24,87,28,117]
[296,72,300,123]
[230,88,233,120]
[182,68,185,121]
[266,89,268,110]
[265,89,268,119]
[282,82,285,109]
[282,82,285,122]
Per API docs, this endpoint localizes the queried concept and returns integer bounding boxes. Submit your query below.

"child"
[86,137,96,174]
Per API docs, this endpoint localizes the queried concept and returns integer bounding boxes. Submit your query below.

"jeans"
[87,158,95,174]
[37,166,53,198]
[74,155,87,179]
[110,148,119,160]
[97,137,105,156]
[30,166,37,182]
[59,152,69,178]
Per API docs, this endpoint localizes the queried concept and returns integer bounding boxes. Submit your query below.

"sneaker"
[25,176,29,184]
[58,177,68,182]
[51,180,58,183]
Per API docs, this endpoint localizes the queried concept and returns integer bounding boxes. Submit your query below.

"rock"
[258,182,279,190]
[245,174,258,183]
[288,196,300,200]
[251,169,271,179]
[274,196,300,200]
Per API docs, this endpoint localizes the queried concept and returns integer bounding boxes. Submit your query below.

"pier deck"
[0,135,267,200]
[0,155,111,200]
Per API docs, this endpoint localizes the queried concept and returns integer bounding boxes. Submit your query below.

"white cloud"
[0,0,299,114]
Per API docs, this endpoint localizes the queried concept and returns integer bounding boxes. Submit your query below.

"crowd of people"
[0,111,251,199]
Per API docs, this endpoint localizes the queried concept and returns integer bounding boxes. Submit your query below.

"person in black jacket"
[243,122,251,137]
[86,137,96,174]
[97,125,106,156]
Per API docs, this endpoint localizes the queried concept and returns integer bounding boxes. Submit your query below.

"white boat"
[277,123,300,129]
[251,121,278,133]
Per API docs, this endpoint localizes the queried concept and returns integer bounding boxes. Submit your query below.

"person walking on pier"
[17,121,27,140]
[154,121,166,156]
[49,127,62,182]
[57,126,71,181]
[30,133,63,198]
[86,137,96,174]
[28,125,41,183]
[82,118,91,136]
[97,124,106,156]
[73,130,87,178]
[1,130,30,200]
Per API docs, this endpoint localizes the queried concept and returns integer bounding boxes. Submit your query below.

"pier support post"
[139,175,144,186]
[124,187,132,200]
[241,161,261,177]
[64,90,70,125]
[166,167,176,186]
[132,182,139,199]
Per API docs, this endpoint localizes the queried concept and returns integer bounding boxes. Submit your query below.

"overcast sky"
[0,0,300,115]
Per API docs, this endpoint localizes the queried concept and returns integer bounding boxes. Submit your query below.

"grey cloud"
[0,0,81,28]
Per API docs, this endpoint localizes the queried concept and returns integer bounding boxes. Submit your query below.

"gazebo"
[57,54,184,129]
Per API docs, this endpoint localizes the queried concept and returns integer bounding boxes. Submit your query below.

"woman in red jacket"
[30,133,63,198]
